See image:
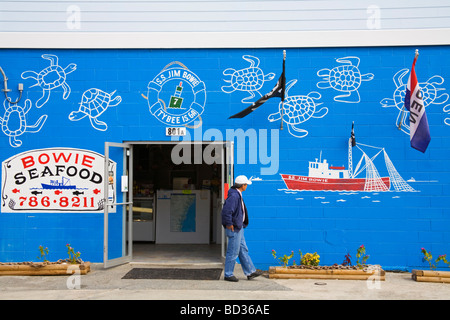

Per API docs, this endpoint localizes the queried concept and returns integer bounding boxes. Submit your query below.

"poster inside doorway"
[170,193,196,232]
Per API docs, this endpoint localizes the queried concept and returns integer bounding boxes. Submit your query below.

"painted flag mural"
[229,51,286,119]
[350,121,356,147]
[404,51,431,153]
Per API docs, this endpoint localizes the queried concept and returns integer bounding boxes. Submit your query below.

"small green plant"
[37,245,49,262]
[421,248,436,269]
[421,248,450,270]
[356,245,369,268]
[271,249,294,267]
[66,243,81,264]
[299,251,320,266]
[437,254,450,268]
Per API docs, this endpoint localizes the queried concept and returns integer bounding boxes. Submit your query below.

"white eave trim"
[0,29,449,49]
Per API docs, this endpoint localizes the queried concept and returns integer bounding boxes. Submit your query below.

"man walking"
[222,175,262,282]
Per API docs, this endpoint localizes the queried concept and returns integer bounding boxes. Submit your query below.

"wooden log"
[0,262,90,276]
[0,262,90,271]
[269,273,385,281]
[413,275,450,283]
[269,266,384,276]
[412,269,450,278]
[0,269,90,276]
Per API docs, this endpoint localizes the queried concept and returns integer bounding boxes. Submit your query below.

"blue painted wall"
[0,47,449,270]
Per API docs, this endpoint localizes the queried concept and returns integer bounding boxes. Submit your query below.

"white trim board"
[1,29,449,49]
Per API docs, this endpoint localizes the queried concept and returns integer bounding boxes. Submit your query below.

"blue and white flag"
[405,53,431,153]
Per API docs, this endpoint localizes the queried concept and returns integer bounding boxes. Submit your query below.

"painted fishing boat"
[41,177,76,190]
[281,138,414,192]
[280,163,390,191]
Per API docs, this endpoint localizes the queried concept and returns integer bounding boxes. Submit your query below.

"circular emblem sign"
[147,62,206,126]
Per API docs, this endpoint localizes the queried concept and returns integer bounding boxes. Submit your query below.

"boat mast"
[348,137,353,178]
[348,121,356,178]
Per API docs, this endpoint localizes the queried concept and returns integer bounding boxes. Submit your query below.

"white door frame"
[127,140,233,259]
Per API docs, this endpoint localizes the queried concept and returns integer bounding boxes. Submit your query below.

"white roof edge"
[1,29,449,49]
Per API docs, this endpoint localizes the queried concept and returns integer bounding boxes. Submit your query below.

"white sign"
[1,148,116,213]
[165,127,186,136]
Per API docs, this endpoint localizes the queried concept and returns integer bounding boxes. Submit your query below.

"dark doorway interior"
[131,143,223,264]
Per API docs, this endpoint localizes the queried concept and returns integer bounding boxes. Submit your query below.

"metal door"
[104,142,133,268]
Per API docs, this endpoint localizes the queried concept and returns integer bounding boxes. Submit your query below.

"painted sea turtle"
[380,68,449,134]
[0,99,47,147]
[21,54,77,108]
[444,104,450,126]
[268,79,328,138]
[222,55,275,103]
[68,88,122,131]
[317,56,374,103]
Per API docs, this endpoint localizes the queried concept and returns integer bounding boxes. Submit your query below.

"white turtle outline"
[444,104,450,126]
[0,99,48,147]
[21,54,77,108]
[68,88,122,131]
[316,56,374,103]
[222,55,275,103]
[268,79,328,138]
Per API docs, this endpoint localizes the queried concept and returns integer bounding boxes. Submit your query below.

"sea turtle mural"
[0,99,47,148]
[444,104,450,126]
[316,56,374,103]
[69,88,122,131]
[222,55,275,103]
[380,68,449,134]
[268,79,328,138]
[21,54,77,108]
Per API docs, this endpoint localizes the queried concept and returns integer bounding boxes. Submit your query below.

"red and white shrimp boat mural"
[281,138,414,192]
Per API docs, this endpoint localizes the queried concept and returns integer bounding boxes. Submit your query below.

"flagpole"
[280,50,286,130]
[398,49,419,130]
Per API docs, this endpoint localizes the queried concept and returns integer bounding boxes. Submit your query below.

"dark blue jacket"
[221,187,248,230]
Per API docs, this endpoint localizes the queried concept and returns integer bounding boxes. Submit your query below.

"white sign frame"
[1,148,116,213]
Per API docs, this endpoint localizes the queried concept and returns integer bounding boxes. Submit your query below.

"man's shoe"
[224,275,239,282]
[247,270,263,280]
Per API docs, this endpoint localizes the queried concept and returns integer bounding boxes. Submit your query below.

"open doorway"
[129,142,231,264]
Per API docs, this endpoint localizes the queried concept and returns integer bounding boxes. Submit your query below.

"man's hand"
[226,225,234,232]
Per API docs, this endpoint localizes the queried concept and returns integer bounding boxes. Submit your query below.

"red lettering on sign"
[38,153,50,165]
[81,155,95,168]
[52,152,72,163]
[21,156,35,169]
[19,152,98,169]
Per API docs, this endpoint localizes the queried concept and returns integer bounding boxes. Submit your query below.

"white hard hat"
[235,175,252,185]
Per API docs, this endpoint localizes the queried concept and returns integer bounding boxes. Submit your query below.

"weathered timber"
[0,262,90,276]
[411,269,450,283]
[269,265,385,280]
